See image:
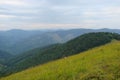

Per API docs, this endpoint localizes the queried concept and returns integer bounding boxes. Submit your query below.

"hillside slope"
[2,32,120,76]
[1,41,120,80]
[0,50,13,75]
[0,50,13,64]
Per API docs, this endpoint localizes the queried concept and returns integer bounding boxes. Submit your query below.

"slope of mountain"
[0,50,13,64]
[1,40,120,80]
[0,29,47,54]
[0,28,120,54]
[2,32,120,77]
[0,50,13,75]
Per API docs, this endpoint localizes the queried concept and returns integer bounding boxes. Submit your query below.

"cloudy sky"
[0,0,120,30]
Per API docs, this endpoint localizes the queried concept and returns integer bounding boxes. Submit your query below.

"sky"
[0,0,120,30]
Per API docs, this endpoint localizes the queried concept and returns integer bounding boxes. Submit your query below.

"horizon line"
[0,28,120,31]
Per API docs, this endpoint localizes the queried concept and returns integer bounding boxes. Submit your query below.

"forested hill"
[1,32,120,77]
[0,50,13,64]
[0,50,13,75]
[1,40,120,80]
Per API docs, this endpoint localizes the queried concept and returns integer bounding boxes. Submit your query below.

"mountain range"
[0,28,120,55]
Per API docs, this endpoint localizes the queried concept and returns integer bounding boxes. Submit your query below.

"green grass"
[1,41,120,80]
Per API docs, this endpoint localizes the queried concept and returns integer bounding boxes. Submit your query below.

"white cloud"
[0,14,16,18]
[0,0,26,6]
[0,23,87,30]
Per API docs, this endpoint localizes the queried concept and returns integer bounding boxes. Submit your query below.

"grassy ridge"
[1,41,120,80]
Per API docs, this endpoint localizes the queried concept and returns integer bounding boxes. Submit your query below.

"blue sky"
[0,0,120,30]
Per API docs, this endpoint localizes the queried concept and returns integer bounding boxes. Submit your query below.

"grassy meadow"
[1,40,120,80]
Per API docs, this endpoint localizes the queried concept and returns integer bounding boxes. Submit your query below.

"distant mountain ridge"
[0,28,120,54]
